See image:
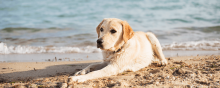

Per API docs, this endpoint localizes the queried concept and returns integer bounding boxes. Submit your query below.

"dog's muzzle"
[97,38,104,48]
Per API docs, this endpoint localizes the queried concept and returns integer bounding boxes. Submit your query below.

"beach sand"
[1,55,220,88]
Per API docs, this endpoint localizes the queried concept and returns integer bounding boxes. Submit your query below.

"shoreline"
[0,55,220,87]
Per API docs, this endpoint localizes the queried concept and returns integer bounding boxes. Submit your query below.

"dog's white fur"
[69,18,167,83]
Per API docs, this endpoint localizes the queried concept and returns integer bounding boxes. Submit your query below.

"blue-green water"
[1,0,220,31]
[0,0,220,54]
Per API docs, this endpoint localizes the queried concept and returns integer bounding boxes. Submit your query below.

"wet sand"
[1,55,220,88]
[1,50,219,62]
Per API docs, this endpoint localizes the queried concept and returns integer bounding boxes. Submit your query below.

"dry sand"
[1,55,220,88]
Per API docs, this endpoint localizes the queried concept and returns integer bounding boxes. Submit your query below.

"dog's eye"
[100,28,103,32]
[110,29,116,33]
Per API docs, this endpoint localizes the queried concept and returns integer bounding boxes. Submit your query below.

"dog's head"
[96,18,134,51]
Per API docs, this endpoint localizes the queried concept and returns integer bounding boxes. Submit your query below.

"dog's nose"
[97,39,104,44]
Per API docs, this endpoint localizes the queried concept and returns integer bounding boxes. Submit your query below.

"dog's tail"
[145,32,165,61]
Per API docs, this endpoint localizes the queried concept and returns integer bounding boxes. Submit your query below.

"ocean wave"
[0,42,101,54]
[162,40,220,51]
[1,40,220,54]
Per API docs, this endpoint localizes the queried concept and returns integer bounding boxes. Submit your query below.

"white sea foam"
[1,40,220,54]
[162,40,220,51]
[0,42,101,54]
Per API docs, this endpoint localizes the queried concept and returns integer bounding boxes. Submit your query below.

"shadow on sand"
[0,61,101,84]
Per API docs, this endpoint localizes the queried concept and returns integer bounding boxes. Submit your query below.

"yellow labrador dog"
[69,18,167,83]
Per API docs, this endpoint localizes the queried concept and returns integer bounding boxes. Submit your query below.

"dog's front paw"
[157,59,168,66]
[68,76,88,83]
[74,68,90,76]
[161,59,168,65]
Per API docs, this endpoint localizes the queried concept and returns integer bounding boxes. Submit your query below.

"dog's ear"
[121,21,134,43]
[96,19,105,38]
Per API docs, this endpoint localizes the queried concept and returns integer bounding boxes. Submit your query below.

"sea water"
[0,0,220,61]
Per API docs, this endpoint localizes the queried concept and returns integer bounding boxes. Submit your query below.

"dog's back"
[129,31,167,68]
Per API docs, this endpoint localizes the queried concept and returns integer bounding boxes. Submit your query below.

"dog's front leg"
[74,62,108,76]
[69,64,118,83]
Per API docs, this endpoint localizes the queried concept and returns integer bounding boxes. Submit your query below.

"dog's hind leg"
[146,32,167,65]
